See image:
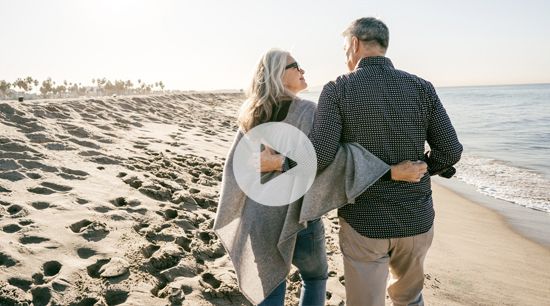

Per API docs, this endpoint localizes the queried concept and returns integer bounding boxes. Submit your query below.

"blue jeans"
[259,218,328,306]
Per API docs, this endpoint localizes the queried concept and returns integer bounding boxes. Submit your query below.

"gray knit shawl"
[213,98,389,304]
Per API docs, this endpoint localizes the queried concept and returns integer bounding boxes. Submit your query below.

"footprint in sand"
[0,184,11,192]
[28,182,72,195]
[52,279,70,292]
[122,175,143,189]
[98,257,130,278]
[86,259,110,278]
[68,138,101,150]
[159,208,178,220]
[42,260,62,277]
[0,158,19,171]
[2,223,22,233]
[132,221,150,235]
[75,198,90,205]
[40,182,73,192]
[31,285,51,306]
[93,136,114,144]
[18,160,58,173]
[141,243,160,259]
[93,206,113,213]
[45,142,75,151]
[7,277,32,291]
[339,275,345,286]
[5,204,29,218]
[26,172,42,179]
[104,289,129,306]
[69,219,110,242]
[68,297,99,306]
[88,156,121,165]
[76,247,97,259]
[0,141,39,154]
[175,236,192,253]
[31,201,51,210]
[0,251,18,267]
[25,132,55,144]
[78,150,103,157]
[32,269,46,284]
[63,124,93,139]
[58,167,89,180]
[148,243,184,271]
[0,171,27,181]
[27,186,56,195]
[200,272,222,289]
[109,197,129,207]
[19,235,50,244]
[19,219,34,226]
[108,197,144,216]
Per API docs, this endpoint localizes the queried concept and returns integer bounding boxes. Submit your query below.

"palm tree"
[0,80,11,99]
[125,80,133,94]
[13,78,28,98]
[56,84,67,97]
[39,78,54,98]
[24,77,36,94]
[91,79,97,96]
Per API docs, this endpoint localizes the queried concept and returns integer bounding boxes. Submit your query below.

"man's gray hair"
[343,17,389,49]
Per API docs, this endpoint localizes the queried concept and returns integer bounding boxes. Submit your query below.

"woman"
[214,49,425,306]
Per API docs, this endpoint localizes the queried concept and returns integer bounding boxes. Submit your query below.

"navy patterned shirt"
[309,56,463,238]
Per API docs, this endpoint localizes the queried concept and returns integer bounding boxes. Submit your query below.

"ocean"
[301,83,550,213]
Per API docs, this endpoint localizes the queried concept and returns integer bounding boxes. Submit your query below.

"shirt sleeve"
[308,81,343,171]
[425,82,463,174]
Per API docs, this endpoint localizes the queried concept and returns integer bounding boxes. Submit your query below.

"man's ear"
[352,36,360,53]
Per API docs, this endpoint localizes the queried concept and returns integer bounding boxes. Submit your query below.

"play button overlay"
[232,122,317,207]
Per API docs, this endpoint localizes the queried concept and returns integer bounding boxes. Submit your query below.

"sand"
[1,93,549,306]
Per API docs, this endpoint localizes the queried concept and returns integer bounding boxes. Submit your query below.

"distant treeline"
[0,77,166,100]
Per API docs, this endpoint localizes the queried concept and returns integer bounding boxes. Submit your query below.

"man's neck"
[353,52,386,70]
[359,50,386,59]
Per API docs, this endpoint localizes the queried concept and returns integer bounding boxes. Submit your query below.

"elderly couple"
[214,17,462,306]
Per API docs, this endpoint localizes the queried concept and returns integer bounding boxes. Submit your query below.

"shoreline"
[423,182,550,305]
[433,177,550,248]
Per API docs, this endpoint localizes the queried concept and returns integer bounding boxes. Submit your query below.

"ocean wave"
[454,154,550,213]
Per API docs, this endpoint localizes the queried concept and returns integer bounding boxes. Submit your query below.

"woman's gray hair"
[238,48,294,132]
[343,17,389,49]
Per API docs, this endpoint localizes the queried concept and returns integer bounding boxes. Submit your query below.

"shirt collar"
[357,56,394,69]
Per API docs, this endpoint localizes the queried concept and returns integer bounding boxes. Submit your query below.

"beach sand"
[1,94,549,305]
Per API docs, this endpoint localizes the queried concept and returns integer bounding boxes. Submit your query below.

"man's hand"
[257,146,284,172]
[391,160,428,182]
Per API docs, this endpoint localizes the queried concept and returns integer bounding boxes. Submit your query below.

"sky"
[1,0,549,91]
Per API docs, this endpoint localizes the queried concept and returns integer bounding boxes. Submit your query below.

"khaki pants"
[339,218,434,306]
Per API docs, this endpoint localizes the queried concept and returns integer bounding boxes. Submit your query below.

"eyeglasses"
[285,62,301,70]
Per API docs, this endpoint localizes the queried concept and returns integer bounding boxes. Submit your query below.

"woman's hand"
[257,146,284,172]
[391,160,428,182]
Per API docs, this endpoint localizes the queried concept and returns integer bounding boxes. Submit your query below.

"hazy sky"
[1,0,549,90]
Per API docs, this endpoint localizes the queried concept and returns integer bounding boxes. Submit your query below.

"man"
[308,17,463,305]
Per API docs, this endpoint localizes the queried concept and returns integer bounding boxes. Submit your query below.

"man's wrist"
[382,167,393,180]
